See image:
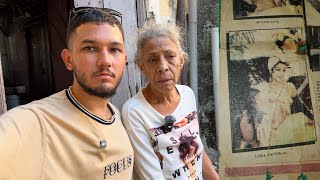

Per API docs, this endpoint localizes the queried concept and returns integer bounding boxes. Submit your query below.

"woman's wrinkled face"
[271,62,290,83]
[139,37,184,93]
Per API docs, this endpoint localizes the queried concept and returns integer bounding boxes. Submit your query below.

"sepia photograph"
[227,28,317,152]
[234,0,304,19]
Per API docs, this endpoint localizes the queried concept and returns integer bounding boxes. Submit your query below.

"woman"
[254,56,297,146]
[122,23,219,180]
[240,56,315,148]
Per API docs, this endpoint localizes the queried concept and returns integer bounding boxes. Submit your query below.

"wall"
[47,0,73,92]
[197,0,219,166]
[146,0,176,23]
[6,22,30,91]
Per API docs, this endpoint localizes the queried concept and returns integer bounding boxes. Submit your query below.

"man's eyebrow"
[81,39,95,44]
[110,41,124,46]
[80,39,124,46]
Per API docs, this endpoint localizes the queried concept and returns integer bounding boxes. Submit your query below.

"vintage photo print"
[234,0,304,19]
[227,28,317,152]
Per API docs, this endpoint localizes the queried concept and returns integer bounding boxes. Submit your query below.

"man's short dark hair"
[66,7,124,49]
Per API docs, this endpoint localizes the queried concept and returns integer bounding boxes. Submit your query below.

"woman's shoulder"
[122,90,145,111]
[252,82,269,91]
[176,84,194,95]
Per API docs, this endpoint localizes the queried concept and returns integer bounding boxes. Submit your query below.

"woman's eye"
[149,58,156,63]
[148,57,157,63]
[167,54,176,59]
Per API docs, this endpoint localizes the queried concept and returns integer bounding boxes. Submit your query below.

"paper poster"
[219,0,320,179]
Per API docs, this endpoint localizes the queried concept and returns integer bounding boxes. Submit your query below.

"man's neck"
[70,85,113,120]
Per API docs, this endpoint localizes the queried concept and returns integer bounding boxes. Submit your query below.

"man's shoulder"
[0,90,67,119]
[107,102,120,115]
[0,105,38,120]
[30,90,67,105]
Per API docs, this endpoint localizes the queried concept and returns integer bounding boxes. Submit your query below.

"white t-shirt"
[122,85,204,180]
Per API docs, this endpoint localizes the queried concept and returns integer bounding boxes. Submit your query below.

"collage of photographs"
[219,0,320,179]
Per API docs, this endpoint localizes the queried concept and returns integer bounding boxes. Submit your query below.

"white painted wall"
[146,0,177,23]
[74,0,104,7]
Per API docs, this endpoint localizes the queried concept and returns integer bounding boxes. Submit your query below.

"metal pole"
[211,27,219,143]
[188,0,198,109]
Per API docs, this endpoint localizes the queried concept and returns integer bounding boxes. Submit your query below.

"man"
[0,7,133,179]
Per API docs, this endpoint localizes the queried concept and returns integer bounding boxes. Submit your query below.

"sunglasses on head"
[69,6,122,24]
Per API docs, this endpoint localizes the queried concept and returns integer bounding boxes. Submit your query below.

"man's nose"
[157,56,169,73]
[97,48,112,67]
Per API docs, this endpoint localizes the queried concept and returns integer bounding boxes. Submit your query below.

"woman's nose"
[157,56,169,73]
[97,49,112,67]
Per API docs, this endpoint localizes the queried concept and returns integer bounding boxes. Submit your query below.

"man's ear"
[61,49,73,71]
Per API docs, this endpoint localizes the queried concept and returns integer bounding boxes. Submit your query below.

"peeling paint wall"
[74,0,104,7]
[197,0,219,168]
[146,0,176,23]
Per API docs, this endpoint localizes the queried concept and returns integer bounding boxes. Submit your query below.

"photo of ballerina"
[227,28,317,152]
[233,0,304,19]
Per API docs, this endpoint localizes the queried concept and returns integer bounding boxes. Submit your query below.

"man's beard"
[74,66,122,99]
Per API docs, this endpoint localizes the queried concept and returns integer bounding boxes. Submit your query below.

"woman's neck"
[142,85,180,115]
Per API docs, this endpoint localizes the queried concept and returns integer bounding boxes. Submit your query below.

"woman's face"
[271,62,290,83]
[139,37,184,93]
[189,144,196,155]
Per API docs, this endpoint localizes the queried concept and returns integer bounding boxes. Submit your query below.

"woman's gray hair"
[135,22,188,65]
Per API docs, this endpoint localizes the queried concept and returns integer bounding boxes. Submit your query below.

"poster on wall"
[233,0,304,19]
[218,0,320,179]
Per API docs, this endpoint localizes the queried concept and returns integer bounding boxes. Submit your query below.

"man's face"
[63,22,127,98]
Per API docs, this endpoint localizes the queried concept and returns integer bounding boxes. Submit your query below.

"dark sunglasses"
[69,6,122,24]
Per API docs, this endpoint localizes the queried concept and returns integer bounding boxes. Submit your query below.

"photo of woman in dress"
[227,28,317,152]
[239,56,315,149]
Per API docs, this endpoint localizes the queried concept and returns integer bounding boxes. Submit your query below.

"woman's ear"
[138,62,145,74]
[61,49,73,71]
[179,55,185,69]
